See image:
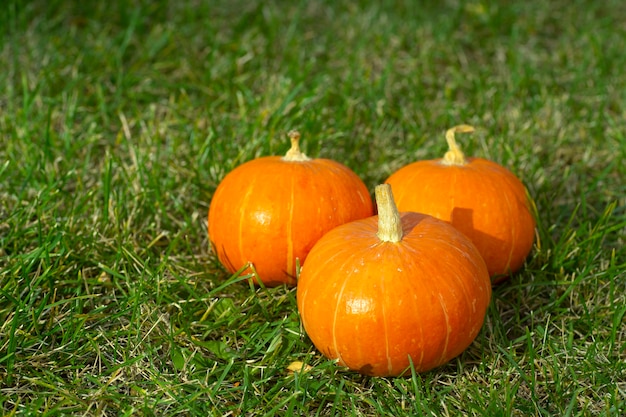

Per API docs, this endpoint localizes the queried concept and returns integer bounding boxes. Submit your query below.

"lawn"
[1,0,625,415]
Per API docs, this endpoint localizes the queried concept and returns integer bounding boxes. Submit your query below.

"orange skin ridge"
[208,132,374,287]
[297,185,491,377]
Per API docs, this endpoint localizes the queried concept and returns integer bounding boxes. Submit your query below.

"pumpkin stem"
[283,130,311,161]
[375,184,403,243]
[442,124,475,166]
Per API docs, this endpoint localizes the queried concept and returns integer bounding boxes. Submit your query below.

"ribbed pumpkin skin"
[385,158,535,280]
[296,212,491,376]
[208,156,373,287]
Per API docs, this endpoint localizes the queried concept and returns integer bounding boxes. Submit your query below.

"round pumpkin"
[208,131,374,287]
[385,125,536,281]
[297,184,491,376]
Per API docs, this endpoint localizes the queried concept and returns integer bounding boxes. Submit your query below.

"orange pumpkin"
[208,131,374,287]
[385,125,536,281]
[297,184,491,376]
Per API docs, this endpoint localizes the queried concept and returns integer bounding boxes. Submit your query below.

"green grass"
[1,0,625,415]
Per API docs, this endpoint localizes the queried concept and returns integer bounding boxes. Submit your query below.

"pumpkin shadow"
[358,363,375,376]
[449,207,510,283]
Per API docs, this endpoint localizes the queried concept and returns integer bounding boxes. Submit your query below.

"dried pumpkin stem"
[375,184,403,243]
[283,130,311,162]
[442,124,475,166]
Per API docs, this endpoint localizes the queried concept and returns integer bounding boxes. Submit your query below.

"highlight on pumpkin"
[442,124,475,166]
